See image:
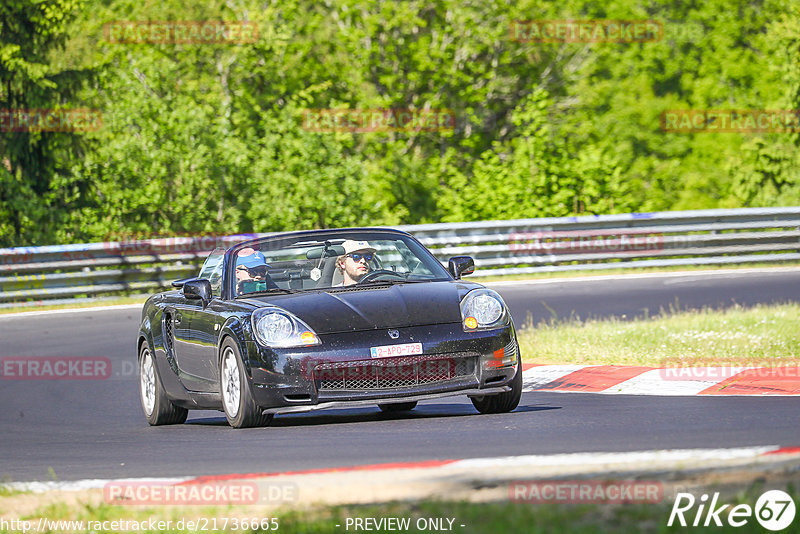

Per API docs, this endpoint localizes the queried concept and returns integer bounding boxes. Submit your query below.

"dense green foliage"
[1,0,799,246]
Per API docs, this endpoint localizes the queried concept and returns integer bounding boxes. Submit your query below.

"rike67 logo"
[668,490,796,531]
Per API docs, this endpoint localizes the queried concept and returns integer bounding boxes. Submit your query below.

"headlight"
[460,288,509,331]
[251,307,321,348]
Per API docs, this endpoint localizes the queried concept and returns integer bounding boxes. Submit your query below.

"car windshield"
[230,231,450,297]
[198,248,225,297]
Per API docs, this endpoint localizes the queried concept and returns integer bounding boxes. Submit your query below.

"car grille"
[315,354,476,391]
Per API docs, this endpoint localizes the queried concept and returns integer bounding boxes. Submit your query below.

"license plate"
[370,342,423,359]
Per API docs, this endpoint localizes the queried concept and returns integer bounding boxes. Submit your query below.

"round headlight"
[256,312,293,343]
[460,289,509,332]
[251,307,321,348]
[471,294,503,325]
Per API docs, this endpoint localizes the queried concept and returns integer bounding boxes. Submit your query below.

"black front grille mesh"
[315,355,476,391]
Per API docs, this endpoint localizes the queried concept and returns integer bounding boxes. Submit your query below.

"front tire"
[139,341,188,425]
[471,360,522,414]
[219,338,273,429]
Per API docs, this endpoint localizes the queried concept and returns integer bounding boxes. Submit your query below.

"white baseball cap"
[341,239,376,255]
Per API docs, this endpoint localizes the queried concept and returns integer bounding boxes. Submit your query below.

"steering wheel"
[357,269,407,284]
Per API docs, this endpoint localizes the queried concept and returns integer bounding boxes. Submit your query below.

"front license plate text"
[370,343,423,359]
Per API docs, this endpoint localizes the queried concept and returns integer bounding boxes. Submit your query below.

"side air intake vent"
[164,313,175,355]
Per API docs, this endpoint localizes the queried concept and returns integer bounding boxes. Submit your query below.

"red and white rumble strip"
[4,446,799,495]
[521,364,800,395]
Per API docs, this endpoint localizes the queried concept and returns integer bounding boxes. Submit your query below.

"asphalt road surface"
[1,269,799,482]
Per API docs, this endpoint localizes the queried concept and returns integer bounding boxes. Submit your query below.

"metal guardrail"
[2,207,800,304]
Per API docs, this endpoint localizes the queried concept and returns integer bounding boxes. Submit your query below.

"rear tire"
[471,359,522,414]
[219,338,273,429]
[139,341,188,425]
[378,401,418,412]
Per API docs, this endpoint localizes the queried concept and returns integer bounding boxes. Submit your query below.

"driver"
[335,240,376,286]
[235,248,268,295]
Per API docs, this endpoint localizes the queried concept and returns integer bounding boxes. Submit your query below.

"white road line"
[454,446,779,469]
[3,477,191,493]
[0,303,144,319]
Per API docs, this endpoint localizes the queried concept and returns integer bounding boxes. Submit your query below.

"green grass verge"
[517,302,800,366]
[2,491,794,533]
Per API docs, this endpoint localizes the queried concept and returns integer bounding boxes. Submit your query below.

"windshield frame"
[223,228,451,299]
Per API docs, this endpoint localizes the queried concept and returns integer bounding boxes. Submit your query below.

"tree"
[0,0,92,246]
[730,4,800,207]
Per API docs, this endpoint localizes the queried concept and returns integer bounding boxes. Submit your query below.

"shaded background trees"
[1,0,798,246]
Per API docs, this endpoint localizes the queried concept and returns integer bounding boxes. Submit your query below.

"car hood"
[242,281,479,334]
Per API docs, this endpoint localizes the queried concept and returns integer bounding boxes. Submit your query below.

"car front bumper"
[244,322,519,410]
[260,386,513,415]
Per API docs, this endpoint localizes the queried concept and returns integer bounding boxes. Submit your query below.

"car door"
[172,249,226,393]
[169,301,210,391]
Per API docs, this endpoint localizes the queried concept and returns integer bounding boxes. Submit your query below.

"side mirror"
[183,279,212,304]
[171,277,194,288]
[448,256,475,279]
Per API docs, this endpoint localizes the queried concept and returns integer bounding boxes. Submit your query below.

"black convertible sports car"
[137,228,522,428]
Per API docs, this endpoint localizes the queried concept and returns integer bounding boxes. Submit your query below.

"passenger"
[235,248,268,295]
[335,240,376,286]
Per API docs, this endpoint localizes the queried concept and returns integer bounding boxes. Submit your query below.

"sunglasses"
[237,265,268,277]
[348,252,374,262]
